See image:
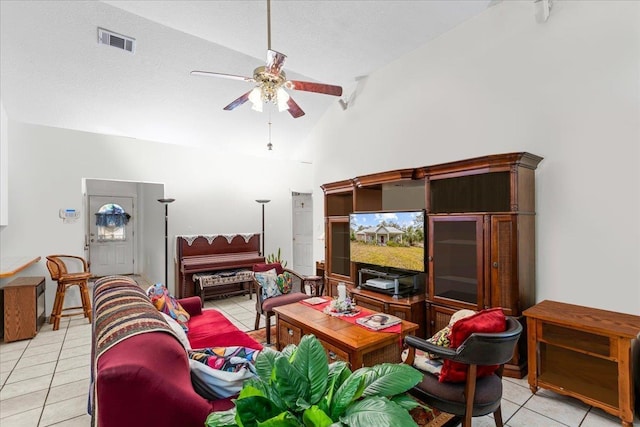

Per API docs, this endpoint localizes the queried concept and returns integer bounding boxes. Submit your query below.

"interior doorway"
[292,192,313,275]
[88,196,135,276]
[84,179,164,282]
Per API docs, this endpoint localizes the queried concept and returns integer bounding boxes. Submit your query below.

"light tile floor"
[1,292,637,426]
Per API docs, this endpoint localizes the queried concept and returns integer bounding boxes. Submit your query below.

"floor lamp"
[255,199,270,256]
[158,198,175,286]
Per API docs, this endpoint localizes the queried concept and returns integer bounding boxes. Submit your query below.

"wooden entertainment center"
[321,152,543,378]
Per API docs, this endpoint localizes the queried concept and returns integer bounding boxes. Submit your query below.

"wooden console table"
[524,300,640,426]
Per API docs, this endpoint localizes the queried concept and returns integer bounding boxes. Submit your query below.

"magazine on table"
[356,313,402,330]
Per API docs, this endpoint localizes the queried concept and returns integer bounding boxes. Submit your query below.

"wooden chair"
[252,262,311,344]
[403,317,523,427]
[45,255,93,330]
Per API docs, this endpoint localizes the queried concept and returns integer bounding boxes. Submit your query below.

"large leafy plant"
[206,334,423,427]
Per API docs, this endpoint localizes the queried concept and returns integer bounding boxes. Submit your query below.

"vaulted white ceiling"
[0,0,492,160]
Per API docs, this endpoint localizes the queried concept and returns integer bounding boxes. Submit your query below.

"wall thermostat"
[59,209,80,223]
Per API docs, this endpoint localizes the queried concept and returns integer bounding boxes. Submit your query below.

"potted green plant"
[206,334,424,427]
[266,247,287,268]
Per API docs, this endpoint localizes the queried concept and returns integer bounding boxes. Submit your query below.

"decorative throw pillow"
[425,309,475,360]
[146,283,191,332]
[412,349,444,376]
[401,346,444,376]
[188,359,256,400]
[255,268,280,300]
[160,312,191,352]
[188,346,259,372]
[439,307,506,383]
[188,346,260,400]
[425,325,452,359]
[275,271,292,295]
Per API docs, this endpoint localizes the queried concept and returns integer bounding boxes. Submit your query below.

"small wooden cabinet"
[524,300,640,427]
[1,276,46,342]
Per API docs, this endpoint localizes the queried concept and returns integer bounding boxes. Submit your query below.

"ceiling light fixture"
[190,0,342,118]
[249,87,263,112]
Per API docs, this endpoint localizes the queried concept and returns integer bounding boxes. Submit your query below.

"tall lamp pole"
[158,198,175,286]
[255,199,271,256]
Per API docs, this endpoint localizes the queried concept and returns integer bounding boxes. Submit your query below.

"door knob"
[493,262,499,268]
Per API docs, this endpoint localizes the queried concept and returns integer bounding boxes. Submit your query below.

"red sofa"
[91,276,262,427]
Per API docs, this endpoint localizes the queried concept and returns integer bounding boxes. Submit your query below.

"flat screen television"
[349,210,426,273]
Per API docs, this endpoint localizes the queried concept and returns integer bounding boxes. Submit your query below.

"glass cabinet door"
[428,215,483,309]
[327,217,351,278]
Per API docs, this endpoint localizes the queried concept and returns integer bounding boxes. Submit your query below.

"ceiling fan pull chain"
[267,109,273,151]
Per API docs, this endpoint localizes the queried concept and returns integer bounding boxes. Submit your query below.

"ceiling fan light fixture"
[249,87,263,112]
[190,0,342,119]
[276,87,290,112]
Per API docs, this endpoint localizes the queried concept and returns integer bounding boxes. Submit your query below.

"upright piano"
[175,233,265,299]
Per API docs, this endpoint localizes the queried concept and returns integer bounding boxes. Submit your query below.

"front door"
[292,193,313,275]
[88,196,135,276]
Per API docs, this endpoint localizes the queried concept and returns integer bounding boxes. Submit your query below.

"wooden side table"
[304,275,324,296]
[524,300,640,426]
[2,276,47,342]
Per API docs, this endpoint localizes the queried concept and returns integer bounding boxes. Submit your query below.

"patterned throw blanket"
[93,276,179,359]
[91,276,181,426]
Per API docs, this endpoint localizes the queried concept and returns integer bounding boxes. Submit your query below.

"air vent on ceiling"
[98,28,135,54]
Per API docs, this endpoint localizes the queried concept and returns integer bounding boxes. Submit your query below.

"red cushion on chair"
[262,292,309,312]
[439,307,506,383]
[253,263,284,275]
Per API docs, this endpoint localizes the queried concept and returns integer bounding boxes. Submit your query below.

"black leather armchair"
[404,316,523,427]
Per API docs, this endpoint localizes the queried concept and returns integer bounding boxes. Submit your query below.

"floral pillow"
[255,268,279,300]
[147,283,190,332]
[275,271,292,295]
[425,326,452,359]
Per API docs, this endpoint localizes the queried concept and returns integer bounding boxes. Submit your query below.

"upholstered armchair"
[252,262,311,344]
[403,315,523,427]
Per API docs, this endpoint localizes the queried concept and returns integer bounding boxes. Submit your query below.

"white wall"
[0,121,313,313]
[0,102,8,226]
[310,1,640,315]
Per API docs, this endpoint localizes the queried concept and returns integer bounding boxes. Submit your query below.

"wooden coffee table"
[274,302,418,369]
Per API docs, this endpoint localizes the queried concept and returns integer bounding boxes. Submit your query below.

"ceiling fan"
[190,0,343,118]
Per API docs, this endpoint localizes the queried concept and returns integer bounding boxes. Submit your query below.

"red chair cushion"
[439,307,506,383]
[262,292,309,312]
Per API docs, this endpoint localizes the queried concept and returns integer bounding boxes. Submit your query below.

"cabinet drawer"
[352,294,385,312]
[387,303,410,320]
[319,339,350,364]
[278,320,302,349]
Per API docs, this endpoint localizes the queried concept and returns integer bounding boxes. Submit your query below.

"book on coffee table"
[302,297,326,305]
[356,313,402,331]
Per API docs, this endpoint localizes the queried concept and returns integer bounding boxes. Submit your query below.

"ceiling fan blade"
[266,49,287,75]
[223,90,253,111]
[285,80,343,97]
[191,70,254,82]
[286,97,305,118]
